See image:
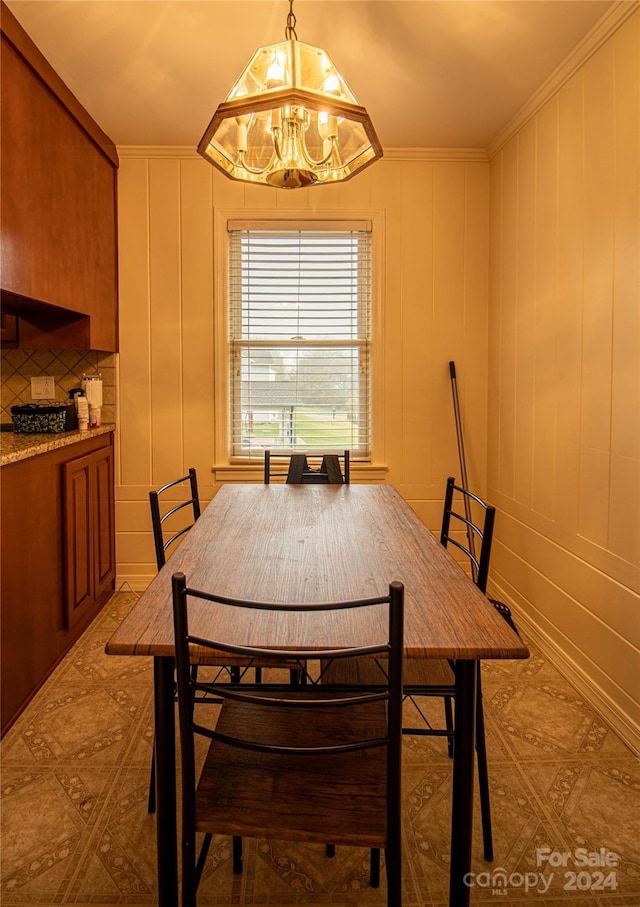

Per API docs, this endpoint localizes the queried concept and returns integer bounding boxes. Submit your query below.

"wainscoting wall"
[486,10,639,752]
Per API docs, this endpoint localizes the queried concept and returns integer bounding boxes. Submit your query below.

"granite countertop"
[0,424,116,467]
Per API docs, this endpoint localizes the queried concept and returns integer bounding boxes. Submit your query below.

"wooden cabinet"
[0,2,119,352]
[63,443,115,628]
[1,432,115,735]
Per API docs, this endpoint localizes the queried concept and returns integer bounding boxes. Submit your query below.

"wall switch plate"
[31,376,56,399]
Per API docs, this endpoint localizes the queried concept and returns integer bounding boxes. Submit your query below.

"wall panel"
[117,158,152,488]
[555,74,584,538]
[580,43,616,549]
[372,161,405,486]
[488,11,640,751]
[487,152,502,495]
[148,159,183,485]
[431,163,467,486]
[179,159,216,497]
[497,139,519,500]
[461,163,490,492]
[532,100,559,521]
[514,119,536,509]
[400,161,434,489]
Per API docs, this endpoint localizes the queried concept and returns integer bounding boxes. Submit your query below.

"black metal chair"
[146,469,257,813]
[325,476,520,863]
[147,470,202,813]
[149,468,201,571]
[171,571,404,907]
[264,449,350,484]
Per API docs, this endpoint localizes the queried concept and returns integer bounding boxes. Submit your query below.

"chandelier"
[197,0,382,189]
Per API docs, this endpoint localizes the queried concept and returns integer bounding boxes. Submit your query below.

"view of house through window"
[228,221,372,457]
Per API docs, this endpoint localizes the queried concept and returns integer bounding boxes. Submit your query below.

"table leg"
[449,659,477,906]
[153,656,178,907]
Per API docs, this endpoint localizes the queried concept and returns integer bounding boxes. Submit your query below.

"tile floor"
[1,591,639,906]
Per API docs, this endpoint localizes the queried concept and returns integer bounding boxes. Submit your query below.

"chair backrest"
[440,476,495,594]
[264,450,350,484]
[149,468,201,570]
[171,570,403,815]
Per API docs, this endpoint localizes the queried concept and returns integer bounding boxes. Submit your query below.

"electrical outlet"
[31,376,56,399]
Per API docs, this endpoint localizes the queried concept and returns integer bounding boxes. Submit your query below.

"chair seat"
[195,696,389,848]
[324,654,455,690]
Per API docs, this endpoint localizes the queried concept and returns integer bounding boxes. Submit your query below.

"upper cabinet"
[0,2,119,351]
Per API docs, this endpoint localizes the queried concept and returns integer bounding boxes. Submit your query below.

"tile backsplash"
[1,349,117,424]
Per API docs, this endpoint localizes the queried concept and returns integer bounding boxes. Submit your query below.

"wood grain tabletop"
[106,484,529,662]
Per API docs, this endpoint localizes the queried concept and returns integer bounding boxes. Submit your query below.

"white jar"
[81,374,103,408]
[77,396,90,430]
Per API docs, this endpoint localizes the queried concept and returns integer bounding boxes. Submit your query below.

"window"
[228,220,372,457]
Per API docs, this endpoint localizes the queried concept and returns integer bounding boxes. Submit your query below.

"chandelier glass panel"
[197,2,382,189]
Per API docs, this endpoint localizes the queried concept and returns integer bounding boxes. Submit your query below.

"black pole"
[449,361,477,582]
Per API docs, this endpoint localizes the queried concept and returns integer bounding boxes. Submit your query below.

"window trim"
[213,208,385,469]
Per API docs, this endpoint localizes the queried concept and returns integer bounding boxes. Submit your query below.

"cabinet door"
[63,453,94,628]
[63,444,115,628]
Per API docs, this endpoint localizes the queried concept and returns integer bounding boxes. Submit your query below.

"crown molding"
[117,145,200,158]
[381,147,488,162]
[487,0,639,159]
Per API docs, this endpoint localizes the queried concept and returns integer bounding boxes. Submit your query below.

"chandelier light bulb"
[323,73,340,95]
[270,107,282,131]
[235,115,250,153]
[266,52,286,89]
[318,111,338,141]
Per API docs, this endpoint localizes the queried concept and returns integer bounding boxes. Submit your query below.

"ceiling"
[5,0,616,150]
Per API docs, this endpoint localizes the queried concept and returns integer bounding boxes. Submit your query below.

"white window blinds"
[228,223,372,458]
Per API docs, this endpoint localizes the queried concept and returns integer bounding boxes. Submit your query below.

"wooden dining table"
[106,482,529,907]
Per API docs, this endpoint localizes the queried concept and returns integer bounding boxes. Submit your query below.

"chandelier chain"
[285,0,298,40]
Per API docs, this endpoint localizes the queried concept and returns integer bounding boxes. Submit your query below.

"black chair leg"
[326,844,336,857]
[232,835,243,873]
[183,840,197,907]
[293,661,307,685]
[385,843,401,907]
[444,695,454,758]
[475,666,494,861]
[370,847,381,888]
